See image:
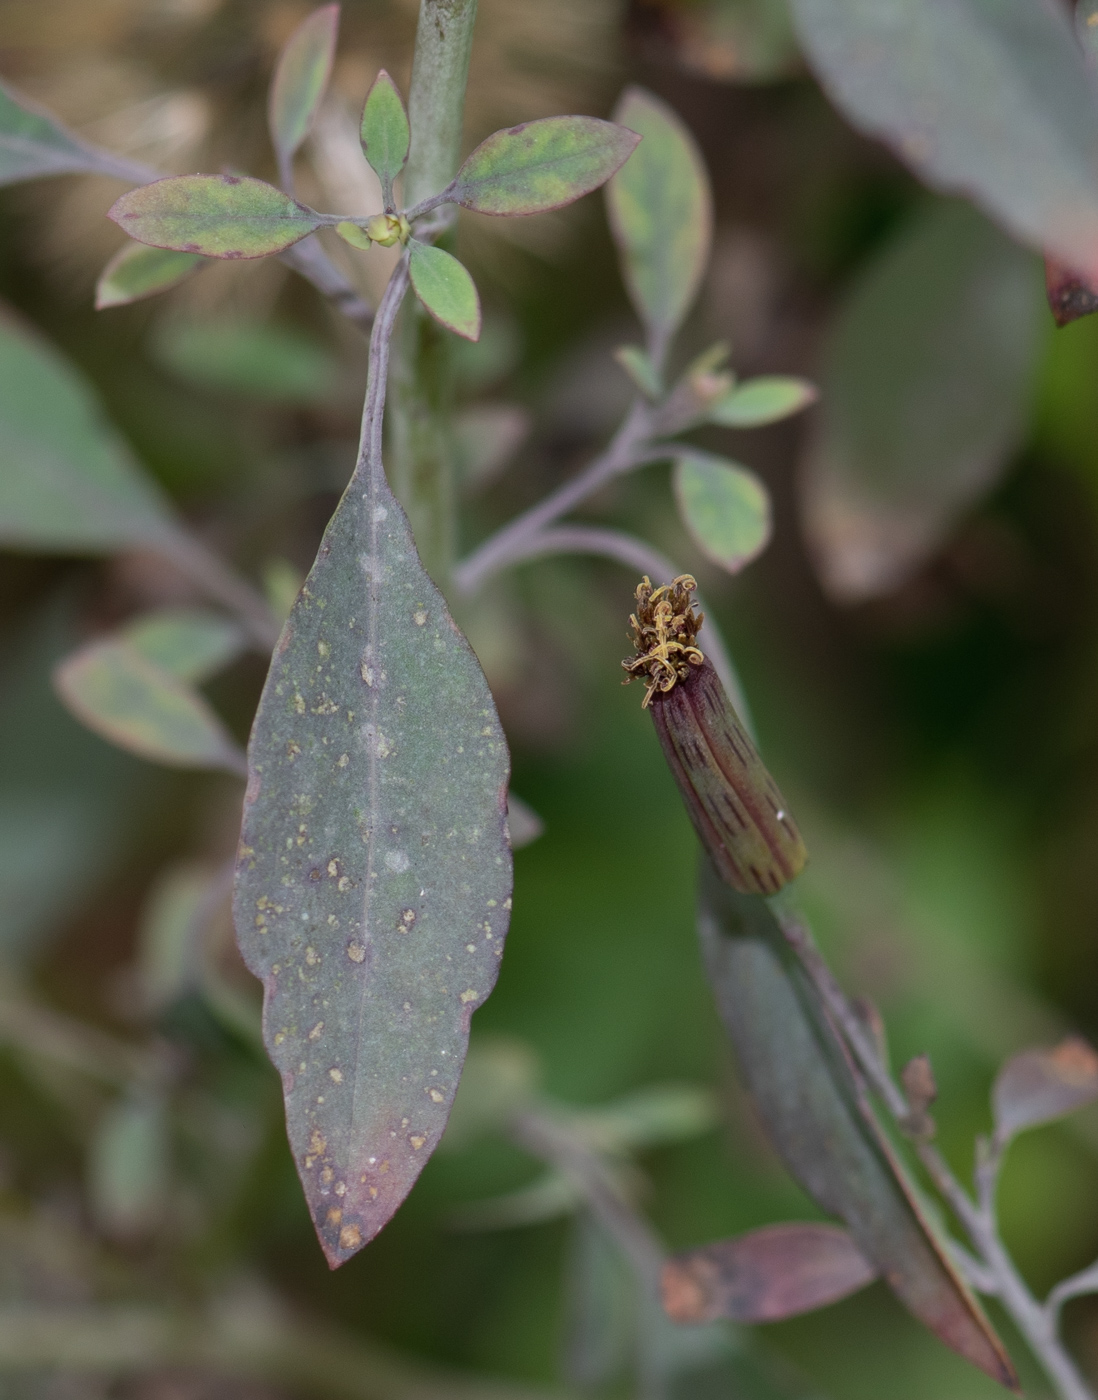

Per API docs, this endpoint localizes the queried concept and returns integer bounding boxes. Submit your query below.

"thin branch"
[1047,1260,1098,1329]
[157,532,281,652]
[451,402,661,596]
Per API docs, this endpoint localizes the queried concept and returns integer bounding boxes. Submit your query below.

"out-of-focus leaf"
[408,241,481,341]
[674,451,771,573]
[122,608,244,683]
[0,308,180,555]
[992,1038,1098,1144]
[650,343,734,435]
[454,405,529,491]
[95,243,207,310]
[606,88,711,347]
[697,867,1017,1388]
[152,320,338,404]
[268,4,340,172]
[574,1083,718,1153]
[88,1090,169,1238]
[53,638,246,775]
[710,376,817,428]
[263,558,306,625]
[663,1222,877,1324]
[505,792,544,850]
[1044,256,1098,328]
[628,0,800,84]
[137,862,213,1011]
[449,117,640,217]
[0,597,150,963]
[564,1212,636,1389]
[109,176,324,259]
[442,1037,541,1152]
[1079,0,1098,71]
[791,0,1098,282]
[233,427,512,1268]
[360,70,409,208]
[449,1169,579,1230]
[801,202,1045,601]
[614,344,662,398]
[0,78,148,186]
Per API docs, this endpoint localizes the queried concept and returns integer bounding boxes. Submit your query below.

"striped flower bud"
[623,575,807,896]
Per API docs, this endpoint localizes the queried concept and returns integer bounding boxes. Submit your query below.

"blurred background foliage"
[0,0,1097,1397]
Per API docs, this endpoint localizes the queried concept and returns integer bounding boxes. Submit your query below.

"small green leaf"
[674,452,771,573]
[698,871,1018,1388]
[0,308,180,555]
[137,862,216,1011]
[152,319,338,404]
[109,176,324,260]
[268,4,340,171]
[53,638,246,775]
[408,240,481,341]
[613,345,662,398]
[606,88,712,343]
[95,242,207,310]
[450,116,640,216]
[88,1090,170,1238]
[360,70,409,209]
[121,608,245,683]
[709,376,818,428]
[334,220,373,250]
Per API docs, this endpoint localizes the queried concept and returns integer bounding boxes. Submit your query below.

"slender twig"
[773,903,1097,1400]
[452,402,661,595]
[157,532,281,652]
[1047,1260,1098,1329]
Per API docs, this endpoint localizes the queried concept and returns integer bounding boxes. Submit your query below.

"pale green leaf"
[709,376,817,428]
[88,1091,169,1237]
[268,4,340,169]
[109,175,323,259]
[360,70,409,207]
[53,638,246,775]
[137,862,215,1011]
[0,77,148,186]
[0,307,180,554]
[674,453,771,574]
[613,344,662,398]
[698,870,1017,1387]
[96,242,207,310]
[335,220,372,250]
[450,116,640,216]
[408,240,481,341]
[121,607,245,683]
[801,202,1045,600]
[233,429,512,1267]
[606,88,712,343]
[791,0,1098,282]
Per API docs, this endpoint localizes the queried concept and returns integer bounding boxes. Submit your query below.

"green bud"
[366,212,410,247]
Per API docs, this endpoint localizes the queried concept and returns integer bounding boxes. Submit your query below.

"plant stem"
[775,905,1096,1400]
[387,0,479,584]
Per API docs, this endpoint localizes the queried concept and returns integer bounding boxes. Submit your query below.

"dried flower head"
[622,573,706,706]
[623,575,807,896]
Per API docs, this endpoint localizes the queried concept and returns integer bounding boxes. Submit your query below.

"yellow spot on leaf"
[347,942,366,962]
[460,989,478,1003]
[339,1224,362,1250]
[329,1067,343,1083]
[309,1021,324,1039]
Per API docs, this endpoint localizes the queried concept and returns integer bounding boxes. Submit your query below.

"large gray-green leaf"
[0,78,149,186]
[791,0,1098,281]
[801,202,1045,600]
[0,307,181,554]
[234,312,512,1266]
[697,864,1017,1389]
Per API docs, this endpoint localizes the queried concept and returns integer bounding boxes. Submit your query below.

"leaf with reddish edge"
[108,176,324,260]
[449,117,640,216]
[53,638,245,775]
[407,240,481,341]
[662,1222,877,1324]
[697,868,1018,1390]
[96,242,207,310]
[992,1038,1098,1145]
[234,393,512,1267]
[360,70,409,210]
[268,4,340,175]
